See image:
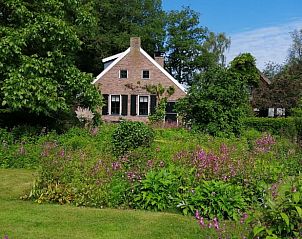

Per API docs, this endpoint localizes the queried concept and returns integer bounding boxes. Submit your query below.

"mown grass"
[0,169,213,239]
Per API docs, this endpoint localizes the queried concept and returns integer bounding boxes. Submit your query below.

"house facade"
[93,37,186,122]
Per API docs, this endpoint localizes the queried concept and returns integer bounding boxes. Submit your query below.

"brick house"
[93,37,186,122]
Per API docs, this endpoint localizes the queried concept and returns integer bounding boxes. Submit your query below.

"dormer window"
[142,70,150,79]
[119,70,128,79]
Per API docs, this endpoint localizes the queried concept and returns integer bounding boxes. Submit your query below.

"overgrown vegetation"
[1,123,301,238]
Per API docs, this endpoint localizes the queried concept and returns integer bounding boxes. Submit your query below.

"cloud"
[226,19,302,70]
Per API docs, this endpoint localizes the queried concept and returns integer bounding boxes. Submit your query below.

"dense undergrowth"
[1,123,301,238]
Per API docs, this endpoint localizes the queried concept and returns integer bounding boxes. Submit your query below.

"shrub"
[189,180,246,220]
[0,128,13,145]
[132,165,195,211]
[251,176,302,238]
[243,117,298,140]
[112,121,154,157]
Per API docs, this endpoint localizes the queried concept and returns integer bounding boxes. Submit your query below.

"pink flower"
[199,217,205,227]
[112,161,121,171]
[213,217,219,229]
[195,210,200,220]
[240,213,249,224]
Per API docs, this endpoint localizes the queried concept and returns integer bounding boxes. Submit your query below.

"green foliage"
[229,53,260,87]
[0,0,102,118]
[133,167,181,211]
[165,7,230,85]
[165,7,206,84]
[148,99,167,124]
[26,127,113,207]
[191,181,246,220]
[0,126,57,168]
[252,176,302,238]
[146,83,175,124]
[177,66,249,136]
[243,117,298,140]
[253,30,302,114]
[7,122,298,238]
[111,121,155,157]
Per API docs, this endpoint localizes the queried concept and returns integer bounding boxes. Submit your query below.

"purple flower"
[255,134,276,152]
[60,149,65,157]
[199,217,205,227]
[147,160,153,168]
[213,217,219,229]
[112,161,121,171]
[240,213,249,224]
[195,210,200,220]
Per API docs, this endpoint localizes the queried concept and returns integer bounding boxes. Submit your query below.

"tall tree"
[86,0,166,75]
[164,7,230,85]
[288,29,302,63]
[252,29,302,115]
[0,0,101,117]
[176,66,250,136]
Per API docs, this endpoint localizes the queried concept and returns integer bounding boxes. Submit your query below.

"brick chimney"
[154,52,164,68]
[130,37,141,50]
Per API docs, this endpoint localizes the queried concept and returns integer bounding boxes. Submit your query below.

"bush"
[243,117,298,140]
[189,180,246,220]
[112,121,154,157]
[133,166,188,211]
[251,176,302,238]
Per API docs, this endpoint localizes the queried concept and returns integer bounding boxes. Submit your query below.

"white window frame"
[119,69,128,79]
[109,94,122,115]
[137,95,150,116]
[141,70,150,79]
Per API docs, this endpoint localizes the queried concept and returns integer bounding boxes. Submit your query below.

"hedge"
[243,117,302,141]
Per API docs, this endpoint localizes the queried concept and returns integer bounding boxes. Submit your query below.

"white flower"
[75,106,94,122]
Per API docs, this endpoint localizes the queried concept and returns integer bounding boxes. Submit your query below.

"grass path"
[0,169,209,239]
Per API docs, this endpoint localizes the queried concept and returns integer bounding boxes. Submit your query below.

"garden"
[1,119,301,238]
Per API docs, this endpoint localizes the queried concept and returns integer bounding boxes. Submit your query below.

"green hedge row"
[243,117,302,140]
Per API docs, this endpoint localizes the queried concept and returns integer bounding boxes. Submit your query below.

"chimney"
[130,37,141,50]
[154,52,164,68]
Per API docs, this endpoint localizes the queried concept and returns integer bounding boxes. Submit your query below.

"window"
[111,95,120,115]
[165,101,177,122]
[142,70,149,79]
[119,70,128,79]
[139,96,148,115]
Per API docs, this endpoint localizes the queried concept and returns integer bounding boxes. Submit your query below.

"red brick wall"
[95,46,186,121]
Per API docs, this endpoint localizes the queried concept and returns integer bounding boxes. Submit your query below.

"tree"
[229,53,260,87]
[0,0,102,118]
[176,66,250,136]
[262,61,283,81]
[288,29,302,63]
[252,29,302,115]
[86,0,166,75]
[164,7,230,85]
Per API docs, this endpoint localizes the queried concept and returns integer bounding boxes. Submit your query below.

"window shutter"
[102,94,109,115]
[150,95,157,114]
[121,95,128,116]
[130,95,137,116]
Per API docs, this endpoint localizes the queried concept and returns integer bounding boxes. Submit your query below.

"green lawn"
[0,169,210,239]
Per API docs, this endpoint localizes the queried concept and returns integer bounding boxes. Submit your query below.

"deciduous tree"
[0,0,102,118]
